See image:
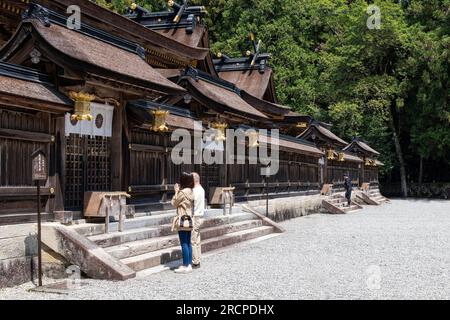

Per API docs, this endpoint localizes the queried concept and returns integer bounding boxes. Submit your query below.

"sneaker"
[174,265,186,273]
[192,263,201,269]
[183,265,193,273]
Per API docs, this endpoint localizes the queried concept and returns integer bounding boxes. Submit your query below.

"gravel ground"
[1,199,449,300]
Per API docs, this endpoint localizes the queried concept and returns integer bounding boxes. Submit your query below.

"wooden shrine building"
[0,0,382,224]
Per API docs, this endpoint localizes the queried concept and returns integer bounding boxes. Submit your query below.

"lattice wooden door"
[200,163,220,201]
[64,134,111,210]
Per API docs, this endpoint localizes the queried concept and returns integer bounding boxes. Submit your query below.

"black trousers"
[345,190,352,205]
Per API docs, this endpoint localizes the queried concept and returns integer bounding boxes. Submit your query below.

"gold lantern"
[248,131,259,148]
[296,122,308,129]
[167,0,174,7]
[326,148,335,160]
[338,152,345,162]
[69,91,95,121]
[150,109,169,132]
[211,122,228,142]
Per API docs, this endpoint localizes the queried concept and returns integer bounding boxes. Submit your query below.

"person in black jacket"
[343,174,352,206]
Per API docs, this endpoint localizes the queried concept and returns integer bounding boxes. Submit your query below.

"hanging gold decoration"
[365,158,371,166]
[326,148,335,160]
[69,91,95,121]
[248,131,259,148]
[296,122,308,129]
[338,152,345,162]
[211,122,228,142]
[150,109,169,132]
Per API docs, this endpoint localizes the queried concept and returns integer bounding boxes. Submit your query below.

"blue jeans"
[178,231,192,267]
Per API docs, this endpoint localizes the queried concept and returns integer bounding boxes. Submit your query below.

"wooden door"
[64,134,111,210]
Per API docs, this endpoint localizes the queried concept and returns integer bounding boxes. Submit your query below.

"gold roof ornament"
[338,152,345,162]
[150,109,170,132]
[69,91,95,121]
[364,158,371,166]
[211,121,227,142]
[248,131,259,148]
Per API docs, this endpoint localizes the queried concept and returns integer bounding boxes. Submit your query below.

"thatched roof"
[298,122,348,147]
[184,75,268,120]
[343,138,380,156]
[31,21,185,94]
[219,68,274,100]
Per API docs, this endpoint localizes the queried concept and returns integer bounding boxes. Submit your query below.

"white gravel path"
[1,199,449,300]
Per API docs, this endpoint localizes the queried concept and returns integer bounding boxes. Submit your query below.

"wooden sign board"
[31,150,48,181]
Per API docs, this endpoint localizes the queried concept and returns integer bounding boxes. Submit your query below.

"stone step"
[88,212,257,248]
[89,226,160,248]
[133,209,177,218]
[342,205,361,213]
[0,212,54,226]
[132,207,244,218]
[70,212,175,237]
[121,226,275,271]
[328,198,347,204]
[106,219,264,259]
[70,208,246,237]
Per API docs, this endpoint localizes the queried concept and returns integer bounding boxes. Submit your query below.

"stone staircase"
[357,188,389,205]
[44,207,277,279]
[322,194,362,214]
[367,188,389,204]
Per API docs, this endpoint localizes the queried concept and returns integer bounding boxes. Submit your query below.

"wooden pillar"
[361,159,366,184]
[46,116,65,212]
[323,154,329,184]
[162,135,168,202]
[111,103,124,191]
[219,149,228,187]
[122,104,131,194]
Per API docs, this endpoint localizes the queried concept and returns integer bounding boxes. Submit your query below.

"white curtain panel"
[65,103,114,137]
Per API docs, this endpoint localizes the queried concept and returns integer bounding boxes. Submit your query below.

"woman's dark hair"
[179,172,194,189]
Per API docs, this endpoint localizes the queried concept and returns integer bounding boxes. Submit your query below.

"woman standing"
[172,172,195,273]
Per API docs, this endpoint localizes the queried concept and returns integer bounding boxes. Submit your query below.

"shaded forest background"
[95,0,450,193]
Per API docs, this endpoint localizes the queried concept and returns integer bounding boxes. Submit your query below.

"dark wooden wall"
[327,160,361,186]
[364,166,379,183]
[0,107,54,216]
[0,108,381,219]
[128,127,322,204]
[128,128,197,204]
[229,152,321,200]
